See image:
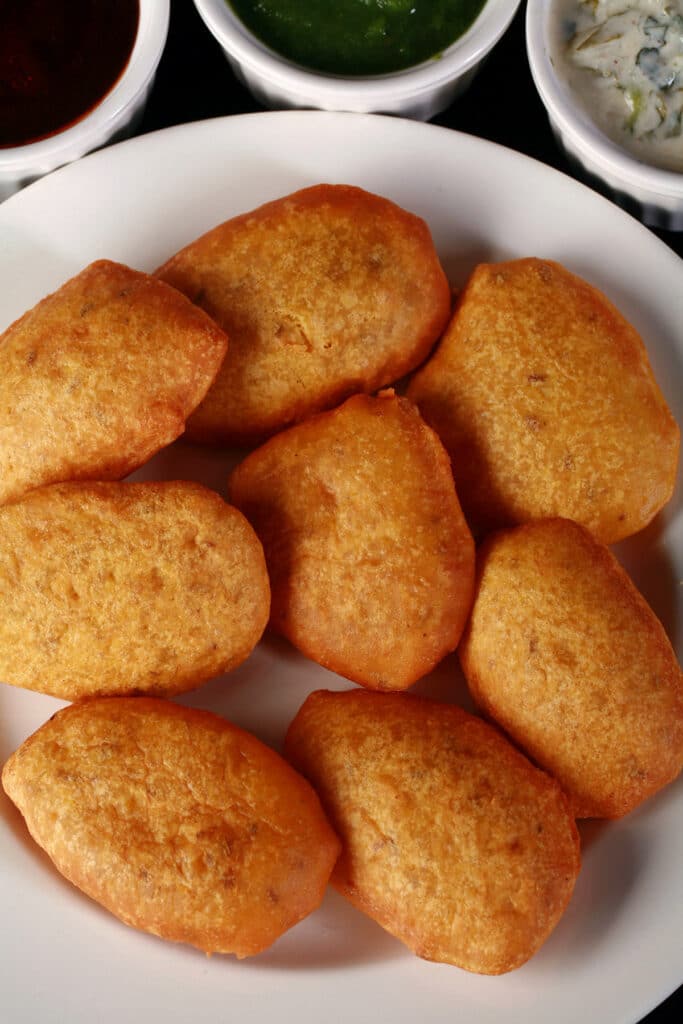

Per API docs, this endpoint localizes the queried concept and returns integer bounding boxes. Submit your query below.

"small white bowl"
[526,0,683,231]
[0,0,170,202]
[193,0,521,121]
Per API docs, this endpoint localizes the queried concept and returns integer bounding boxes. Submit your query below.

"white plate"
[0,111,681,1024]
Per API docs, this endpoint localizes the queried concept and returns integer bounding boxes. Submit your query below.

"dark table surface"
[137,3,681,1022]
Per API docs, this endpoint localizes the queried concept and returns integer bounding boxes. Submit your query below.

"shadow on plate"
[239,887,405,972]
[548,817,647,964]
[438,241,505,292]
[128,436,242,495]
[410,650,475,712]
[613,512,680,649]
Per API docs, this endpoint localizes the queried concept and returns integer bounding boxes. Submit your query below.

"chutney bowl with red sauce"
[0,0,170,202]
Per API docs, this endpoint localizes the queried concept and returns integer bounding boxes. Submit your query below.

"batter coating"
[2,698,341,957]
[157,184,451,445]
[229,391,475,690]
[0,259,228,506]
[407,258,679,542]
[459,518,683,818]
[0,480,270,700]
[285,689,580,974]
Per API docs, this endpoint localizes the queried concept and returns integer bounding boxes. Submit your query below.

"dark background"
[137,3,681,1022]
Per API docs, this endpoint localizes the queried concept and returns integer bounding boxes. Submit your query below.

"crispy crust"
[285,689,580,974]
[0,259,228,506]
[229,391,475,690]
[156,184,451,445]
[0,480,270,700]
[407,258,680,542]
[459,518,683,818]
[2,698,341,957]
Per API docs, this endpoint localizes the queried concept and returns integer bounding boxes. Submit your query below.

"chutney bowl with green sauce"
[0,0,170,202]
[526,0,683,231]
[193,0,521,121]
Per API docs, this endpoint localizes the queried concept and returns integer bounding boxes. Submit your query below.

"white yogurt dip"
[551,0,683,172]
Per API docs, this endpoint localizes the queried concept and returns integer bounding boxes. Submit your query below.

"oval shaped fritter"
[156,184,451,445]
[459,518,683,818]
[285,689,580,974]
[2,698,341,957]
[407,258,679,542]
[0,259,228,507]
[229,391,475,691]
[0,481,270,700]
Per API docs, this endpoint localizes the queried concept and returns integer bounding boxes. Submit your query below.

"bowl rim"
[193,0,522,101]
[525,0,683,199]
[0,0,170,172]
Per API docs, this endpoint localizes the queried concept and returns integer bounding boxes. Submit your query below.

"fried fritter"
[0,259,228,507]
[0,481,269,700]
[229,391,475,691]
[2,698,341,957]
[459,518,683,818]
[285,689,580,975]
[407,258,680,542]
[156,184,451,445]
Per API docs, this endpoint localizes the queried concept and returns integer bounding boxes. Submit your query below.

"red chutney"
[0,0,140,148]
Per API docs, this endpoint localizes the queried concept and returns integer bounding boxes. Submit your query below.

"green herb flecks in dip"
[229,0,487,76]
[552,0,683,173]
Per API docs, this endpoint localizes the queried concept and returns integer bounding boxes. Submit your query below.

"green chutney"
[228,0,487,76]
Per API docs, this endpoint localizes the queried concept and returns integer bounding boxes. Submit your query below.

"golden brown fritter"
[0,259,228,507]
[0,480,270,700]
[407,258,679,542]
[156,184,451,445]
[285,689,580,975]
[459,518,683,818]
[2,698,341,957]
[229,391,474,691]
